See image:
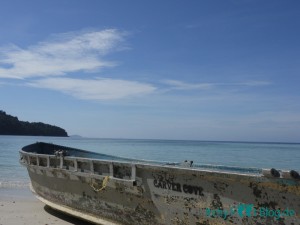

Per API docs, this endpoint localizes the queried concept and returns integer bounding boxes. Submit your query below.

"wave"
[192,163,262,174]
[0,180,30,189]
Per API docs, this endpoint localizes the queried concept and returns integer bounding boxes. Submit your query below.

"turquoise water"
[0,136,299,188]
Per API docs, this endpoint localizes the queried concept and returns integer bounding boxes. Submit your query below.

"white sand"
[0,188,94,225]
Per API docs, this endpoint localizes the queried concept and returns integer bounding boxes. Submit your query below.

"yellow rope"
[90,176,110,192]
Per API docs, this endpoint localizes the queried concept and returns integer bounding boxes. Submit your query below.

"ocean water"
[0,136,299,189]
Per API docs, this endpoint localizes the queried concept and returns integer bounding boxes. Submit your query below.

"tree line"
[0,110,68,137]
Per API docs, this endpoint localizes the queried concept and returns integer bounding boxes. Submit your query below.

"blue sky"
[0,0,299,142]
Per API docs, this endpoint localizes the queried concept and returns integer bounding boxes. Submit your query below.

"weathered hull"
[20,142,300,225]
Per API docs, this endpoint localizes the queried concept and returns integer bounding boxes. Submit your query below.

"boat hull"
[20,143,300,225]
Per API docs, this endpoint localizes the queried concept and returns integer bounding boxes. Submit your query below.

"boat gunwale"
[19,149,265,178]
[20,142,300,180]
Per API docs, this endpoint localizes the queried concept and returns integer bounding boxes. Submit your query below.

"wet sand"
[0,188,94,225]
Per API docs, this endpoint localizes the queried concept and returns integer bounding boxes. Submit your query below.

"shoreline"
[0,187,94,225]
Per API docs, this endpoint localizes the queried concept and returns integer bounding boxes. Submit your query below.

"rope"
[90,176,110,192]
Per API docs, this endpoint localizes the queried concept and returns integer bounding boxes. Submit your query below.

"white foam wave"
[0,181,30,189]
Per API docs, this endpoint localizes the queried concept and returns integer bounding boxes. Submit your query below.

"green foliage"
[0,110,68,137]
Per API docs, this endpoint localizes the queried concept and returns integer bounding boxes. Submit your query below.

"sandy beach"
[0,188,94,225]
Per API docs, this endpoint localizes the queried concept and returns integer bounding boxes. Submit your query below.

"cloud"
[162,80,214,90]
[27,77,156,100]
[162,79,271,91]
[0,29,125,79]
[238,81,271,86]
[0,28,272,101]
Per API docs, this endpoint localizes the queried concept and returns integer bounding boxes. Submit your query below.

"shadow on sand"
[44,205,95,225]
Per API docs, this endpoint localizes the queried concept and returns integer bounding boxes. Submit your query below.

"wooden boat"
[20,142,299,225]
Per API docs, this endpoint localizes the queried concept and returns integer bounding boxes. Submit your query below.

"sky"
[0,0,299,142]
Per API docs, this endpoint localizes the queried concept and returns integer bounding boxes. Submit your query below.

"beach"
[0,188,93,225]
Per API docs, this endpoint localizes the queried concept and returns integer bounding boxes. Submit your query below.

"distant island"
[0,110,68,137]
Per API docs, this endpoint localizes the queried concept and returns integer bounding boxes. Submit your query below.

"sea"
[0,135,299,189]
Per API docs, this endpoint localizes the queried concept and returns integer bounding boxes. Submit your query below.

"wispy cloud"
[237,81,271,86]
[162,80,214,90]
[0,28,157,101]
[0,28,272,101]
[27,77,156,100]
[162,79,271,91]
[0,29,125,79]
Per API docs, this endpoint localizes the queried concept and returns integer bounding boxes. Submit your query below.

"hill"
[0,110,68,137]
